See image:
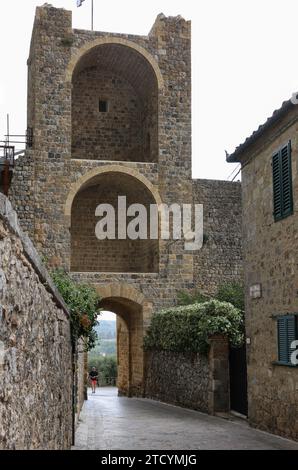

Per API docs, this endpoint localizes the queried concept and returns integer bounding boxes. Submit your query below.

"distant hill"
[89,320,117,358]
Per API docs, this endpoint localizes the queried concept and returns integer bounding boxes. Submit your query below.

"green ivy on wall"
[52,269,101,351]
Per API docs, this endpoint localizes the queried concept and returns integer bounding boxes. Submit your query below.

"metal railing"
[0,146,14,195]
[0,145,15,167]
[1,127,33,149]
[90,376,117,387]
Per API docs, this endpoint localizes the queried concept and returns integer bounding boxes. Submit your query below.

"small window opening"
[99,100,108,113]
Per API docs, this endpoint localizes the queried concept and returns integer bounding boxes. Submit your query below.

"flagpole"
[77,0,94,30]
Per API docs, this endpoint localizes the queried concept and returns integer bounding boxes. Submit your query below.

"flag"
[77,0,85,7]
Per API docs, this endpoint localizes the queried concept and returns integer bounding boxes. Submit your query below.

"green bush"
[177,282,244,312]
[215,282,244,312]
[52,269,101,350]
[177,290,210,306]
[144,299,244,355]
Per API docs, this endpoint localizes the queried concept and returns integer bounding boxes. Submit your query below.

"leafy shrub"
[144,299,244,355]
[177,290,210,306]
[215,282,244,312]
[177,282,244,312]
[52,269,101,350]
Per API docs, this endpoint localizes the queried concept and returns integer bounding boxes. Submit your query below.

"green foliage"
[177,290,210,306]
[177,282,244,312]
[60,36,74,47]
[51,269,101,351]
[88,356,118,386]
[215,282,244,312]
[144,300,244,355]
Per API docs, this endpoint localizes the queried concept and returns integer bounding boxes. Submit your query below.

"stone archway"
[66,37,164,90]
[95,283,153,397]
[69,39,162,163]
[64,165,162,227]
[67,169,161,273]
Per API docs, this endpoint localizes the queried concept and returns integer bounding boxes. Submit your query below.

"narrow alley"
[74,388,298,450]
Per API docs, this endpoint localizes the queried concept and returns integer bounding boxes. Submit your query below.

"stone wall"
[116,316,130,395]
[145,335,230,414]
[236,106,298,441]
[0,194,73,450]
[72,67,157,163]
[9,151,35,239]
[76,341,87,424]
[193,179,243,295]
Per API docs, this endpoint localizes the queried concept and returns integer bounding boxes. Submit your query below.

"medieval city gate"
[95,283,153,397]
[8,5,243,404]
[65,167,160,396]
[60,12,192,398]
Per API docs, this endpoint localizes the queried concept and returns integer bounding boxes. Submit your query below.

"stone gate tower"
[10,5,242,396]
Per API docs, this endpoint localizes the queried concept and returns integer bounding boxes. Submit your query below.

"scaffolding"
[0,113,34,195]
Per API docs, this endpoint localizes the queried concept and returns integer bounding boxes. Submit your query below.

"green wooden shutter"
[280,142,293,217]
[277,315,297,365]
[287,316,297,364]
[277,317,288,363]
[272,151,282,220]
[272,141,293,221]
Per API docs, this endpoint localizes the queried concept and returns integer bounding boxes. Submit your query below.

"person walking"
[89,367,98,394]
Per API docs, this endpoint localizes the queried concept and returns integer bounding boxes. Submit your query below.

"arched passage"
[95,283,151,397]
[70,170,160,273]
[70,39,160,163]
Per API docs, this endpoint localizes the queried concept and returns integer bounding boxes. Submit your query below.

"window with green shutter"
[272,141,293,221]
[277,315,298,366]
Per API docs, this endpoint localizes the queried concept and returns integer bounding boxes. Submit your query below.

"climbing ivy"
[144,300,244,355]
[51,269,101,351]
[178,282,245,312]
[177,289,210,306]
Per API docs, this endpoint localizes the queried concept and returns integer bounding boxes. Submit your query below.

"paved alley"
[73,388,298,450]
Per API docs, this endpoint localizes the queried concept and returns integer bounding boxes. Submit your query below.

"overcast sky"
[1,0,298,180]
[100,311,116,321]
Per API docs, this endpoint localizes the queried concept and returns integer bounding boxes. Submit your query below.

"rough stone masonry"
[227,101,298,441]
[0,194,73,450]
[145,336,230,414]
